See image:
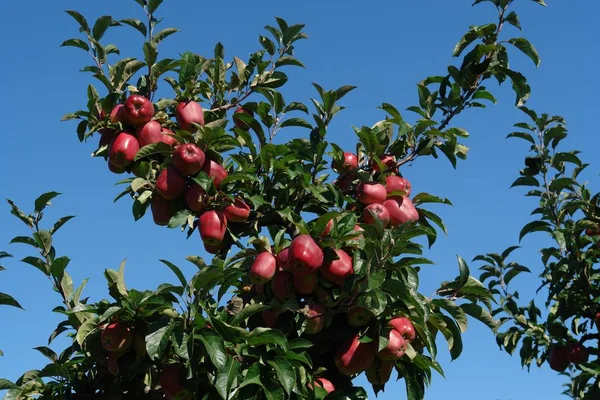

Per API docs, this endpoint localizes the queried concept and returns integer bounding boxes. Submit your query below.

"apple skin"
[371,153,396,173]
[161,128,179,147]
[388,317,416,342]
[184,183,208,212]
[123,94,154,126]
[156,167,186,200]
[198,210,227,246]
[110,104,125,123]
[288,235,324,274]
[378,329,407,360]
[108,159,126,174]
[204,242,225,255]
[262,309,280,328]
[293,271,319,295]
[332,152,359,172]
[160,364,193,400]
[357,182,387,205]
[347,306,373,327]
[335,334,377,376]
[233,107,254,130]
[202,160,228,189]
[135,120,163,147]
[100,323,133,353]
[109,132,140,167]
[363,203,390,227]
[176,101,205,131]
[385,175,412,196]
[249,252,277,284]
[304,302,326,334]
[549,345,570,372]
[566,343,589,364]
[271,270,295,303]
[151,196,175,226]
[172,143,206,176]
[223,198,251,223]
[321,249,354,286]
[383,196,419,227]
[276,247,290,271]
[313,377,335,394]
[334,172,357,193]
[366,360,394,385]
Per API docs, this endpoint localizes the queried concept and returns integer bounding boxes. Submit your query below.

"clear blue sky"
[1,1,598,399]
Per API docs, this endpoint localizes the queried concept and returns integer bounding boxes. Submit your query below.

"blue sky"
[1,1,598,399]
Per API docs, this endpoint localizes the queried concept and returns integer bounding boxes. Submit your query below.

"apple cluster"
[549,342,590,372]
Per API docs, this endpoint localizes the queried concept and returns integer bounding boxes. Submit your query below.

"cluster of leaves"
[478,107,600,399]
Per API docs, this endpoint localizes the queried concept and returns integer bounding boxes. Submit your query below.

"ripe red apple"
[385,175,412,196]
[566,343,589,364]
[223,198,251,223]
[176,101,205,131]
[388,317,416,342]
[156,167,186,200]
[184,183,208,212]
[109,132,140,167]
[313,377,335,394]
[347,306,373,327]
[304,302,326,334]
[172,143,206,176]
[161,128,179,147]
[270,270,294,303]
[366,360,394,385]
[110,104,125,124]
[293,271,319,295]
[249,252,277,284]
[151,196,175,226]
[335,334,376,376]
[276,247,290,271]
[363,203,390,227]
[198,210,227,246]
[320,249,353,286]
[262,309,280,328]
[204,242,224,255]
[135,120,163,147]
[160,364,192,400]
[334,172,357,193]
[202,160,228,189]
[549,345,570,372]
[332,152,359,172]
[288,235,324,274]
[320,219,334,237]
[233,107,254,130]
[378,329,407,360]
[100,323,133,352]
[123,94,154,126]
[383,196,419,227]
[371,154,396,173]
[108,159,125,174]
[357,182,387,205]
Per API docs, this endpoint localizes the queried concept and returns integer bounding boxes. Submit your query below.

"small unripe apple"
[371,154,396,173]
[378,329,407,360]
[288,235,324,274]
[100,322,133,353]
[176,101,205,131]
[293,271,319,295]
[233,107,254,130]
[135,120,163,147]
[357,182,387,205]
[363,203,390,227]
[249,252,277,284]
[347,306,373,327]
[304,302,326,334]
[184,183,208,212]
[366,360,394,385]
[383,196,419,226]
[202,160,228,189]
[223,198,251,223]
[271,270,294,303]
[151,196,175,226]
[335,334,376,376]
[172,143,206,176]
[198,210,227,246]
[332,152,359,172]
[388,317,416,342]
[385,175,412,196]
[110,104,125,124]
[123,94,154,126]
[156,167,186,200]
[109,132,140,167]
[566,343,589,364]
[320,249,354,286]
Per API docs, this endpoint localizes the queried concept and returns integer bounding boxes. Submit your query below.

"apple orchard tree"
[0,0,553,399]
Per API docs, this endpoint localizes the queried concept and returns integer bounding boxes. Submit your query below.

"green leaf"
[116,259,128,297]
[148,0,164,13]
[33,346,58,363]
[146,319,173,360]
[159,260,187,287]
[0,293,23,309]
[280,117,312,129]
[461,303,498,331]
[441,315,463,360]
[65,10,90,33]
[61,38,89,52]
[509,38,541,67]
[267,357,295,396]
[21,256,49,275]
[50,215,75,234]
[519,220,551,241]
[152,28,179,44]
[275,56,305,68]
[0,379,18,390]
[92,15,119,40]
[505,11,521,30]
[9,236,38,248]
[76,317,98,347]
[248,327,288,351]
[198,329,227,370]
[239,363,262,389]
[50,256,70,280]
[143,41,158,66]
[216,357,240,400]
[134,142,173,161]
[456,256,470,288]
[506,131,535,144]
[34,230,52,254]
[231,303,270,326]
[120,18,147,36]
[511,176,539,188]
[288,338,313,350]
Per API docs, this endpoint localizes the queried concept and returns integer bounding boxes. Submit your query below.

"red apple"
[293,271,319,295]
[362,203,390,227]
[304,302,326,334]
[198,210,227,246]
[566,343,589,364]
[383,196,419,227]
[347,306,373,327]
[276,247,290,271]
[371,154,396,173]
[176,101,205,131]
[335,334,376,376]
[161,128,179,147]
[549,345,570,372]
[223,198,251,223]
[385,175,412,196]
[249,252,277,284]
[233,107,254,130]
[108,159,126,174]
[357,182,387,205]
[123,94,154,126]
[184,183,208,212]
[202,160,228,189]
[262,309,279,328]
[378,329,407,360]
[110,104,125,124]
[151,196,175,226]
[271,270,294,303]
[135,120,163,147]
[109,132,140,167]
[288,235,324,274]
[172,143,206,176]
[100,322,133,352]
[332,152,359,172]
[320,249,353,286]
[388,317,416,342]
[204,242,224,255]
[313,377,335,394]
[160,364,192,400]
[366,360,394,385]
[320,219,334,237]
[156,167,186,200]
[334,172,357,193]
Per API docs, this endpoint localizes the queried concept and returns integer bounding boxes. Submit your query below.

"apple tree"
[1,0,547,399]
